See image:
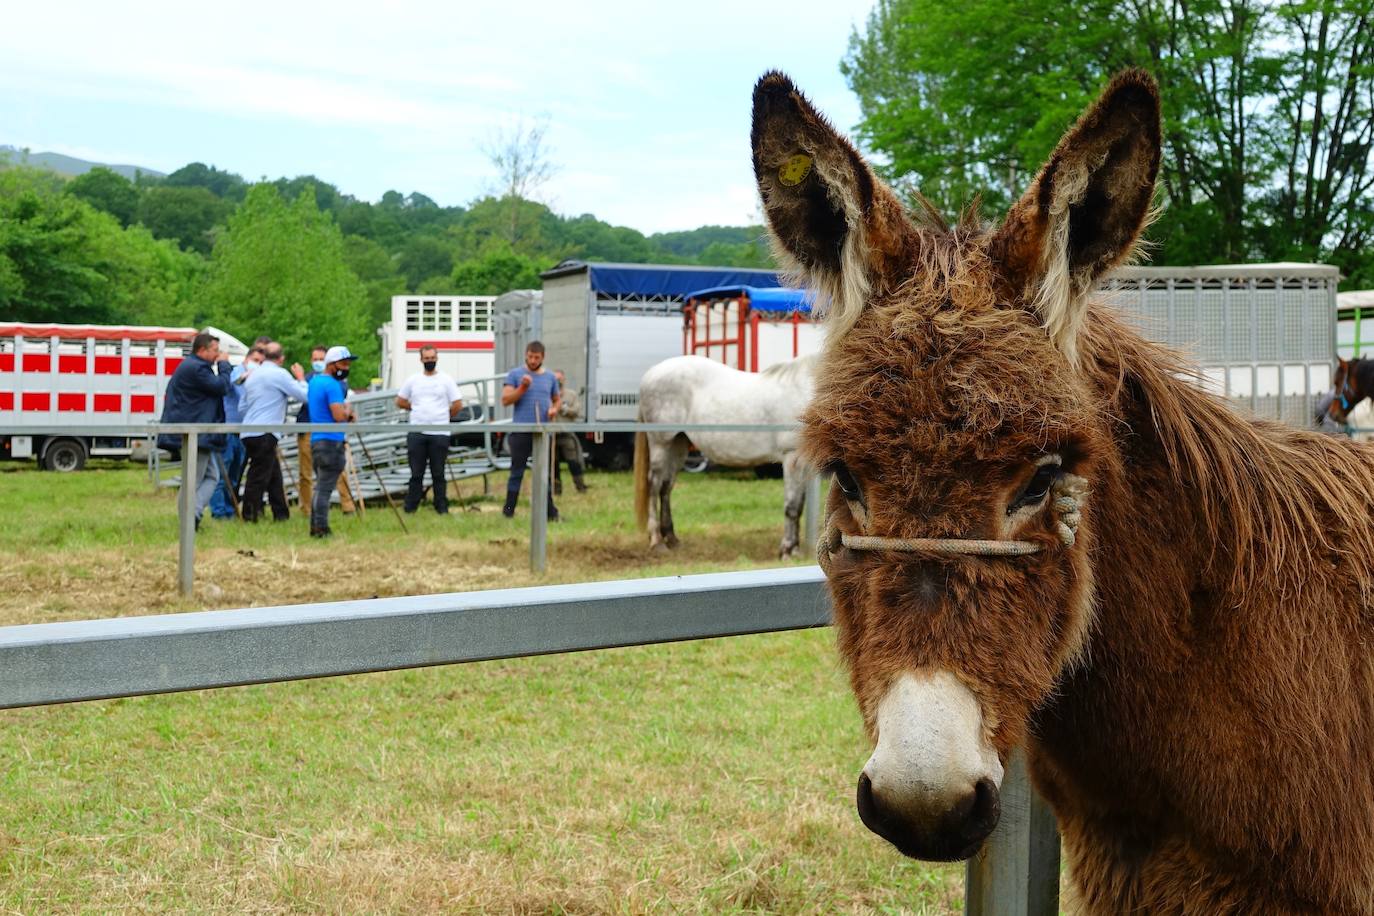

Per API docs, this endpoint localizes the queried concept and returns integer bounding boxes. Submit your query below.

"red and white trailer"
[682,285,823,372]
[0,322,246,471]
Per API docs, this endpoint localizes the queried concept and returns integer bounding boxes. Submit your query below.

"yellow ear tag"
[778,153,813,187]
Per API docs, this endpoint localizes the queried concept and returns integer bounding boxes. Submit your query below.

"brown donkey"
[753,70,1374,913]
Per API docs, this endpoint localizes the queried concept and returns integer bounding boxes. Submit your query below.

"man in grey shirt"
[239,341,309,521]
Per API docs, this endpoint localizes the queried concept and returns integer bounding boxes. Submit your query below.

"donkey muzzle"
[856,671,1004,861]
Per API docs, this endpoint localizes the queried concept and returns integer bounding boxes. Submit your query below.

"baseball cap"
[324,345,355,364]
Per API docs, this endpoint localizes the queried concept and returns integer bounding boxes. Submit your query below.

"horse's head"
[752,70,1160,861]
[1329,357,1367,424]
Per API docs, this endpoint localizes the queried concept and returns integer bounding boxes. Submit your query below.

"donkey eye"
[1008,465,1060,514]
[831,462,862,502]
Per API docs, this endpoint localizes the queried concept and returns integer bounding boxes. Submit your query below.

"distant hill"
[0,145,163,181]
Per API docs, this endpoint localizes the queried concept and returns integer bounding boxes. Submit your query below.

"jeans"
[192,450,220,521]
[405,432,450,513]
[209,435,246,518]
[505,432,557,516]
[311,439,347,532]
[242,434,289,522]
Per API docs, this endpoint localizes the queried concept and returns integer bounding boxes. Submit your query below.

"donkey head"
[753,70,1160,861]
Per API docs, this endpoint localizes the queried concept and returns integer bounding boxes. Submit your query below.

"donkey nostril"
[856,772,877,823]
[965,777,1001,837]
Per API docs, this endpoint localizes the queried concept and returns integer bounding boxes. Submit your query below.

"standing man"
[158,331,233,531]
[396,345,463,514]
[307,345,357,538]
[240,342,309,521]
[296,344,357,515]
[551,369,589,495]
[209,343,264,520]
[500,340,560,519]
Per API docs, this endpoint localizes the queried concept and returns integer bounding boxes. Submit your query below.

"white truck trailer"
[377,294,497,390]
[0,322,248,470]
[495,261,783,468]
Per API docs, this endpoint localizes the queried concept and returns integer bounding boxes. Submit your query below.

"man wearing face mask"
[396,346,463,515]
[306,345,358,537]
[296,344,357,516]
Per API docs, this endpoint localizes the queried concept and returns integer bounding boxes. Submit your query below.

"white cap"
[324,345,355,364]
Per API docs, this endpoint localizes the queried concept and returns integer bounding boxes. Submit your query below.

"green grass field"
[0,463,961,913]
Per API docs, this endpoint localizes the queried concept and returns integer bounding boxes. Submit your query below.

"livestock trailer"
[1102,262,1339,425]
[500,261,781,468]
[0,322,248,470]
[682,285,821,371]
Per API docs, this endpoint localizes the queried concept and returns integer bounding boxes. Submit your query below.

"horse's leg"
[779,450,807,558]
[646,436,668,552]
[660,434,689,548]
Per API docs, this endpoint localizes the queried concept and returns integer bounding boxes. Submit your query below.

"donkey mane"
[1083,302,1374,603]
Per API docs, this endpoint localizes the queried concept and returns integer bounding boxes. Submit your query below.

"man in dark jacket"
[158,331,233,529]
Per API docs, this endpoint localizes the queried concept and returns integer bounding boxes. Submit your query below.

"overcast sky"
[0,0,875,234]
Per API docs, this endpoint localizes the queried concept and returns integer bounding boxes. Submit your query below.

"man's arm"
[395,396,412,410]
[328,401,352,422]
[449,397,464,418]
[189,360,233,396]
[501,378,530,406]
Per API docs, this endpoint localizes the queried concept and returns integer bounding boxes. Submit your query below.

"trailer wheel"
[43,438,87,472]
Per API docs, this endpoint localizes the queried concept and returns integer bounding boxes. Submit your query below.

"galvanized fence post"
[803,473,822,548]
[964,751,1060,916]
[529,429,549,574]
[177,430,198,598]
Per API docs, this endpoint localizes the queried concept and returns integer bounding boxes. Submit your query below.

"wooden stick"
[213,450,244,523]
[353,432,407,534]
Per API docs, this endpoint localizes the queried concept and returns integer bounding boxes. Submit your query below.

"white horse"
[634,354,816,557]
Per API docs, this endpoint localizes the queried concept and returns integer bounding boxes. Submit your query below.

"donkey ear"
[752,71,914,337]
[992,69,1161,365]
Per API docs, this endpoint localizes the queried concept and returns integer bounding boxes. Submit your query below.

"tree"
[483,116,558,245]
[842,0,1374,278]
[449,241,550,295]
[137,185,231,255]
[198,184,378,380]
[0,166,199,325]
[65,167,140,227]
[396,234,454,289]
[342,234,405,327]
[164,162,247,201]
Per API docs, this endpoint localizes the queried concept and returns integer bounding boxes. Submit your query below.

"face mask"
[312,360,325,373]
[423,360,438,372]
[333,368,350,381]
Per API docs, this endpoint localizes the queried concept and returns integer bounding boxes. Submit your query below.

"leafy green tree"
[164,162,247,201]
[449,241,550,295]
[198,184,378,379]
[843,0,1374,278]
[0,167,198,324]
[137,185,231,255]
[397,234,454,289]
[698,239,774,269]
[65,167,140,227]
[343,234,405,327]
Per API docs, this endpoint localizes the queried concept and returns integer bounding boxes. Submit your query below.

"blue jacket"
[158,354,233,453]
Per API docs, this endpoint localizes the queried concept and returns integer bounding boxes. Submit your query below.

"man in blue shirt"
[500,340,560,519]
[240,341,309,522]
[307,345,357,537]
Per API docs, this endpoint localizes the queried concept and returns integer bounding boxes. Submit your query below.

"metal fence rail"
[0,420,823,592]
[0,567,1056,915]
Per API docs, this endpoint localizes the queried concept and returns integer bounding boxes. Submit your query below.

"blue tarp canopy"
[541,260,782,299]
[684,285,813,314]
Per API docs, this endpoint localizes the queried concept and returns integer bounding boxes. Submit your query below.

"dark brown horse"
[753,69,1374,912]
[1328,356,1374,424]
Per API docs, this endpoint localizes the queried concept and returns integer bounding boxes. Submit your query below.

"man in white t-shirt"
[396,346,463,514]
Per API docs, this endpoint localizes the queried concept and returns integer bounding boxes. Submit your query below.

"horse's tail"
[634,428,650,533]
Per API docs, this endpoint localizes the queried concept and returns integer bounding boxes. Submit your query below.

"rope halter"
[817,474,1088,575]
